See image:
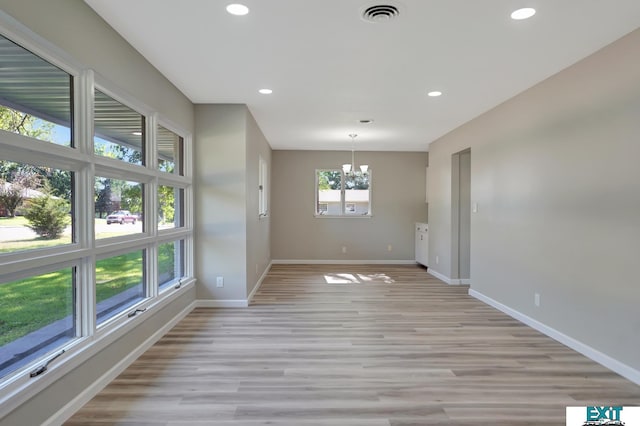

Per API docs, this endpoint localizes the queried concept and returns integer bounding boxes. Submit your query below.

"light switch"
[472,203,478,213]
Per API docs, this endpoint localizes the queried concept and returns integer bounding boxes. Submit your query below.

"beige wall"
[428,29,640,373]
[195,104,248,301]
[271,150,428,261]
[194,104,272,301]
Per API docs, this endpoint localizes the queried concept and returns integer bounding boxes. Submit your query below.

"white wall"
[427,28,640,375]
[271,150,428,261]
[194,104,272,302]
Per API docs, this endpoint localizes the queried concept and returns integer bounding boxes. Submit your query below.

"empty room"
[0,1,639,425]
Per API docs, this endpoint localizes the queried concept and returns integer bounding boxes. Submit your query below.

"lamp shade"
[342,164,352,174]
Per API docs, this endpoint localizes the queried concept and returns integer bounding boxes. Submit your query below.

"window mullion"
[77,69,96,337]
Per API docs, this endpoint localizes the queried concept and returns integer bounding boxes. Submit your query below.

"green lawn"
[0,220,176,347]
[0,216,29,227]
[0,249,176,347]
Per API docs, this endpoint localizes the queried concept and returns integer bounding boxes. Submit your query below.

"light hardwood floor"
[66,264,640,425]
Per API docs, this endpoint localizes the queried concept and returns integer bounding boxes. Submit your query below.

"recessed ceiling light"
[258,88,273,95]
[226,3,249,16]
[511,7,536,20]
[359,119,373,124]
[132,131,142,136]
[427,91,442,97]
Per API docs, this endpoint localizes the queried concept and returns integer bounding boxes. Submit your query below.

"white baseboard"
[272,259,416,265]
[468,289,640,386]
[248,261,272,304]
[196,299,248,308]
[428,268,453,284]
[43,301,197,426]
[427,269,471,286]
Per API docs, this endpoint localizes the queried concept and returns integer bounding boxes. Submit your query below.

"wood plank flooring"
[66,264,640,425]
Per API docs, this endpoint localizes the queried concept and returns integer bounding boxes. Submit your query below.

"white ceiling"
[84,0,640,152]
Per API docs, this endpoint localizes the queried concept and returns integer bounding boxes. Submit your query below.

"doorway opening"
[451,149,471,283]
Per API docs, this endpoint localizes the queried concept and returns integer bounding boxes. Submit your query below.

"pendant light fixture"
[342,133,368,175]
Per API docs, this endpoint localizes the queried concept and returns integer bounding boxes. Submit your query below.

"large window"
[315,169,371,216]
[0,29,193,394]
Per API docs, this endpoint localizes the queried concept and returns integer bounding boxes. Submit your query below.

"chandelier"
[342,133,368,175]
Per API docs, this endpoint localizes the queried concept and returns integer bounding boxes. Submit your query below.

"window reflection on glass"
[157,125,183,175]
[158,240,184,290]
[94,177,143,239]
[0,161,73,253]
[96,250,145,325]
[0,267,75,379]
[158,185,183,230]
[94,90,144,165]
[0,35,73,147]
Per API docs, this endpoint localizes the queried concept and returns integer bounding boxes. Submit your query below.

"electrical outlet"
[534,292,540,307]
[216,276,224,288]
[342,246,347,254]
[435,255,439,264]
[387,244,393,252]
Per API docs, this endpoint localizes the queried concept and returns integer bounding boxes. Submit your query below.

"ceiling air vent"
[362,4,400,23]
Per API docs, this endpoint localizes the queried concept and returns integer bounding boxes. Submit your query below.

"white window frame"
[0,15,195,416]
[314,169,372,218]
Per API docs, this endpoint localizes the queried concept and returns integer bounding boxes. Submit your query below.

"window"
[0,161,74,254]
[94,90,145,165]
[344,171,370,215]
[258,155,268,217]
[0,267,75,379]
[157,125,183,175]
[94,177,144,239]
[96,250,145,325]
[158,239,184,291]
[0,35,72,147]
[315,169,371,217]
[0,28,193,396]
[158,185,183,229]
